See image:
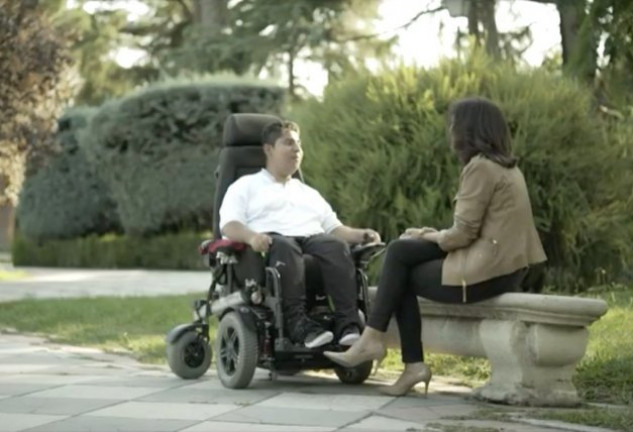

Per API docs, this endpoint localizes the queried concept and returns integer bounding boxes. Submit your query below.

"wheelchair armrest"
[198,239,247,256]
[350,242,386,267]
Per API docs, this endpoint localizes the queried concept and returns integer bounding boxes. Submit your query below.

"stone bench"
[368,288,608,407]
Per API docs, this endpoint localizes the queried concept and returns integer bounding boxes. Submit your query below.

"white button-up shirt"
[219,169,342,237]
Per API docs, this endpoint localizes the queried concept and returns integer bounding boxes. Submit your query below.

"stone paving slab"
[77,375,190,388]
[139,386,279,405]
[256,393,392,411]
[211,405,368,428]
[86,401,240,420]
[26,384,163,400]
[0,383,63,397]
[0,397,118,416]
[180,422,335,432]
[0,413,67,432]
[343,414,430,430]
[22,416,196,432]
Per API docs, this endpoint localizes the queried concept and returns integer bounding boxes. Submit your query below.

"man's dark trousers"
[266,233,360,337]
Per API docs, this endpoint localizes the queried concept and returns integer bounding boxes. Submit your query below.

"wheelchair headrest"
[222,113,282,147]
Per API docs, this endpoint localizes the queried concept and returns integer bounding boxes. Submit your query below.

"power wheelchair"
[165,113,385,389]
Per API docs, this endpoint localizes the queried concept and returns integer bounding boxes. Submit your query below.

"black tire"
[215,312,259,389]
[166,331,212,379]
[334,361,373,385]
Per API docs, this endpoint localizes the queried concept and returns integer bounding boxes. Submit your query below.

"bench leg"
[474,320,587,407]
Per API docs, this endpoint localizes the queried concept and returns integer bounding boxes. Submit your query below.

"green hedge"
[80,77,285,236]
[16,107,121,240]
[293,54,633,291]
[12,231,209,269]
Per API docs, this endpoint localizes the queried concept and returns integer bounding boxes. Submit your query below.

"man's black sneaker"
[304,328,334,348]
[339,325,361,346]
[294,318,333,349]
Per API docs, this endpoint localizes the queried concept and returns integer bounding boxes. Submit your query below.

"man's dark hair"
[448,97,517,168]
[261,120,300,146]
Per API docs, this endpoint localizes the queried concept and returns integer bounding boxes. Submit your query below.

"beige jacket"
[437,155,546,289]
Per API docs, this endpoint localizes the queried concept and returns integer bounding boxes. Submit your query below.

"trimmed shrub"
[16,107,121,240]
[11,231,209,269]
[293,54,633,291]
[80,77,285,236]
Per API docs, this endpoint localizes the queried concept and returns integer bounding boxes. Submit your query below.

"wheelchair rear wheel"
[166,331,212,379]
[334,361,373,385]
[215,311,258,389]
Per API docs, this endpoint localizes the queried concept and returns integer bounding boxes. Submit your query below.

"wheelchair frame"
[165,239,384,389]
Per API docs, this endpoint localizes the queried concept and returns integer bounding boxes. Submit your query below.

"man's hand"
[361,229,381,244]
[248,233,273,253]
[400,227,437,240]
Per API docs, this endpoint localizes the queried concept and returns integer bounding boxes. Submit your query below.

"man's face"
[264,129,303,177]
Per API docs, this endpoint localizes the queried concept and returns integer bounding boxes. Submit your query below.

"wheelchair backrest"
[213,113,304,239]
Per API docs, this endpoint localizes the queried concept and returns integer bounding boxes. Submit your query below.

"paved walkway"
[0,267,209,302]
[0,267,617,431]
[0,333,599,432]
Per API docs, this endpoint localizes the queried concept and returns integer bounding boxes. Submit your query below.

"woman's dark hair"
[448,97,517,168]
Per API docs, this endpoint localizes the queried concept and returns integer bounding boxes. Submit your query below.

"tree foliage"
[16,107,121,240]
[79,77,285,236]
[0,0,71,205]
[293,52,633,292]
[43,0,157,105]
[122,0,393,99]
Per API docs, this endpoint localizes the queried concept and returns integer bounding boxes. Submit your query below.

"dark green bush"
[293,54,633,291]
[80,77,285,236]
[16,107,121,240]
[12,231,209,269]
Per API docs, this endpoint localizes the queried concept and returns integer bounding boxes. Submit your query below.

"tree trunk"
[287,49,297,101]
[557,0,581,65]
[468,0,480,44]
[557,0,596,82]
[467,0,499,58]
[0,202,14,253]
[195,0,228,33]
[480,0,500,59]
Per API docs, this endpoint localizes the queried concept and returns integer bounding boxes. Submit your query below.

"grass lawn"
[464,405,633,432]
[0,293,208,364]
[0,284,631,429]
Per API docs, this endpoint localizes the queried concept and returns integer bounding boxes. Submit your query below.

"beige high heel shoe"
[380,362,432,397]
[324,327,386,369]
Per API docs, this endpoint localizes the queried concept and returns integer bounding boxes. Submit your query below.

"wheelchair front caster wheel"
[166,331,212,379]
[334,360,373,385]
[215,312,258,389]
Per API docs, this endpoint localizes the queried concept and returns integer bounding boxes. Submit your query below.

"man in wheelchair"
[220,119,381,349]
[165,114,384,389]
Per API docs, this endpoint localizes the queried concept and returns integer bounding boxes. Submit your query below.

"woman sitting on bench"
[325,97,547,396]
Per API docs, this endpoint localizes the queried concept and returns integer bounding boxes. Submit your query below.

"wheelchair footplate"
[264,341,341,372]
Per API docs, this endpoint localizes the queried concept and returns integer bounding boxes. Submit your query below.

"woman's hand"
[421,230,441,243]
[399,227,437,240]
